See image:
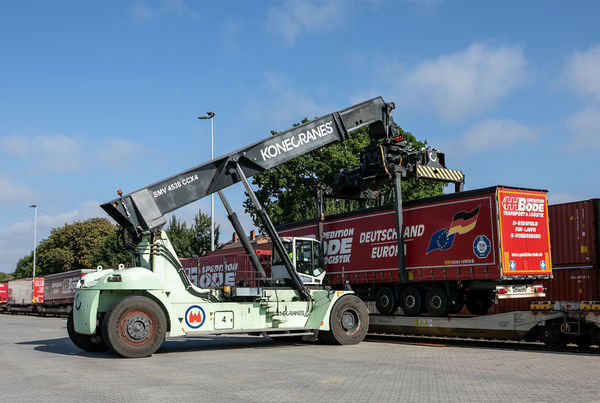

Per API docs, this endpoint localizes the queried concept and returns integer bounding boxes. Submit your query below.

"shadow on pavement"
[16,335,311,358]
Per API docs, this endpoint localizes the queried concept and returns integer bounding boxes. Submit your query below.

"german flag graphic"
[448,206,480,235]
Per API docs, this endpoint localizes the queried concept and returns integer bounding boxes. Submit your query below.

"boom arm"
[101,97,396,232]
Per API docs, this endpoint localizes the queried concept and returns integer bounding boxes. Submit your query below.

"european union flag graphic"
[427,228,456,253]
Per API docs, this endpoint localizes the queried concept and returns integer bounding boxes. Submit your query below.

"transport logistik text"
[152,174,200,198]
[259,121,334,161]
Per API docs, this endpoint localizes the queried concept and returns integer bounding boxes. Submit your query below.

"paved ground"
[1,315,599,402]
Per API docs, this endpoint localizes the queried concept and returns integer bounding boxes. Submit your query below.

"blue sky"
[1,0,599,273]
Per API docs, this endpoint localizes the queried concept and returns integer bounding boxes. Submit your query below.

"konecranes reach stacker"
[68,97,464,358]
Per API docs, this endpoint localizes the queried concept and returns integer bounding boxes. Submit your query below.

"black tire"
[400,287,421,316]
[319,295,368,345]
[465,290,494,316]
[375,287,397,315]
[425,287,449,317]
[67,310,108,352]
[448,291,465,314]
[102,296,167,358]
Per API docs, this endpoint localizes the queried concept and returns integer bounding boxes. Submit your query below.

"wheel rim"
[405,295,416,309]
[430,295,442,310]
[120,310,154,346]
[341,308,360,336]
[380,294,390,308]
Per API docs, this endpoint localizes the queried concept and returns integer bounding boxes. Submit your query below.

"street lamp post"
[29,204,37,277]
[198,111,216,251]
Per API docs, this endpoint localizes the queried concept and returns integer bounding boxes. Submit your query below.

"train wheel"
[400,287,421,316]
[465,290,493,316]
[319,295,368,345]
[103,296,167,358]
[375,287,397,315]
[67,311,108,352]
[425,288,449,317]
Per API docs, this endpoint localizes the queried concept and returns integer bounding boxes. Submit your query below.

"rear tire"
[319,295,368,345]
[375,287,397,315]
[400,287,421,316]
[102,296,167,358]
[67,311,108,352]
[425,288,448,317]
[465,290,494,316]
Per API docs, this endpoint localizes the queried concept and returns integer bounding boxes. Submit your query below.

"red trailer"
[180,250,271,289]
[0,281,7,304]
[278,186,552,316]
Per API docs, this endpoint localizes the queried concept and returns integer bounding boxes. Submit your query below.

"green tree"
[13,253,33,278]
[244,124,445,227]
[12,217,117,277]
[92,226,132,268]
[0,272,13,281]
[191,210,220,257]
[165,215,194,258]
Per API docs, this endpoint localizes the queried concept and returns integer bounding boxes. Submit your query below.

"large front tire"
[103,296,167,358]
[319,295,369,345]
[67,311,108,352]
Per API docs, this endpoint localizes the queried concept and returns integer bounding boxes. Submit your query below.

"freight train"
[185,195,600,348]
[1,268,100,315]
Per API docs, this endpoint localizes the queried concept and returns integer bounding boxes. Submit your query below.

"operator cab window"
[272,240,293,266]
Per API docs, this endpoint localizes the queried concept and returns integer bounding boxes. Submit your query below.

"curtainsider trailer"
[278,186,552,316]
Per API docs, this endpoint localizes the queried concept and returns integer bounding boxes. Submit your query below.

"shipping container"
[32,277,44,304]
[180,250,271,289]
[7,278,33,306]
[279,186,552,284]
[548,199,599,268]
[0,281,7,303]
[42,270,91,306]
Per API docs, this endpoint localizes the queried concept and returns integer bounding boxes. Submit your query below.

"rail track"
[365,333,600,354]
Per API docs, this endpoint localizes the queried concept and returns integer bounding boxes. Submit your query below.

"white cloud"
[266,1,347,45]
[244,72,333,131]
[565,44,600,100]
[0,176,32,202]
[0,200,105,273]
[565,106,600,152]
[460,119,539,154]
[94,139,148,166]
[0,134,81,174]
[375,43,528,121]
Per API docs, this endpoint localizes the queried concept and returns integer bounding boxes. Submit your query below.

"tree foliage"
[92,226,132,268]
[165,210,220,258]
[244,124,446,227]
[12,218,117,278]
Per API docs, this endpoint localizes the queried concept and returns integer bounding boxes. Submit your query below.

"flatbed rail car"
[368,301,600,348]
[1,269,94,315]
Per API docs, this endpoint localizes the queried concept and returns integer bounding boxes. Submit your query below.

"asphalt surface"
[1,314,599,402]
